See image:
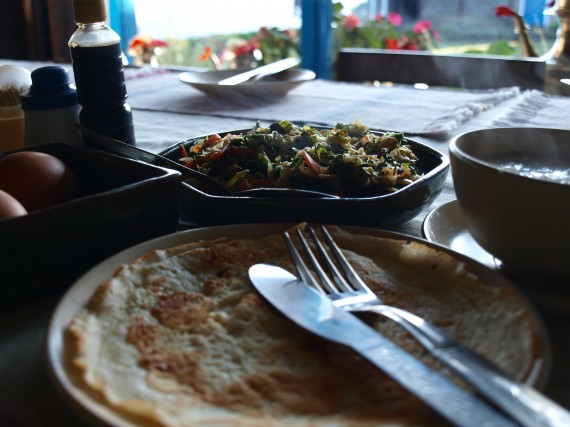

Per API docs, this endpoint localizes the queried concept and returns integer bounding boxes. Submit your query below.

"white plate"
[178,68,316,100]
[46,223,550,427]
[422,200,497,269]
[423,201,570,315]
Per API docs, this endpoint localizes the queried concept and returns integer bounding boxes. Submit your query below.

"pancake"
[65,225,539,426]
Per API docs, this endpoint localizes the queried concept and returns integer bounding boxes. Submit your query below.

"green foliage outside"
[153,3,558,69]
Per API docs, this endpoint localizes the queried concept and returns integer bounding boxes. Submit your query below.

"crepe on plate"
[65,225,539,427]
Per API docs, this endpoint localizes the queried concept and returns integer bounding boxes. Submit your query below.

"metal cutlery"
[283,225,570,427]
[217,57,300,85]
[248,263,519,427]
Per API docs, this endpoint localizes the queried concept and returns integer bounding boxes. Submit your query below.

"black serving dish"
[159,128,450,227]
[0,144,181,307]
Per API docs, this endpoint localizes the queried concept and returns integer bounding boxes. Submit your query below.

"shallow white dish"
[423,200,570,314]
[422,200,496,269]
[46,223,550,427]
[178,68,316,100]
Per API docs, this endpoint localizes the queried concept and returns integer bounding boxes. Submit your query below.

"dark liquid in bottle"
[70,43,136,146]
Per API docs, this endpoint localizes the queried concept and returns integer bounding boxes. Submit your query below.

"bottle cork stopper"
[72,0,108,24]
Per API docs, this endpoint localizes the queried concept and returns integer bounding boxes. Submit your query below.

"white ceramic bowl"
[449,127,570,282]
[178,68,316,100]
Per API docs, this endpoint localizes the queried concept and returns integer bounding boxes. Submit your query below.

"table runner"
[125,71,520,137]
[492,90,570,130]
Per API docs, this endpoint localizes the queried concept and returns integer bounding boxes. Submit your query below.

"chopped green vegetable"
[179,120,423,197]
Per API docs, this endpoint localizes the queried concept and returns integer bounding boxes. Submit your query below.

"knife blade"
[248,264,520,427]
[217,58,300,85]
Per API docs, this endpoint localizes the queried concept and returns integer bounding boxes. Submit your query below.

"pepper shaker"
[20,66,83,147]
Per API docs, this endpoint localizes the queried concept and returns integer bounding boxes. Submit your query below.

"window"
[335,0,556,57]
[110,0,558,76]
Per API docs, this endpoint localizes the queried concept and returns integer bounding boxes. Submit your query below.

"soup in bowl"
[449,127,570,282]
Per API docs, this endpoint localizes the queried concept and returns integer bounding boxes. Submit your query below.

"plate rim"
[46,222,551,427]
[422,199,496,269]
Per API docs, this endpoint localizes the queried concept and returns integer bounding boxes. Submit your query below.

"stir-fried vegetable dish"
[179,120,423,197]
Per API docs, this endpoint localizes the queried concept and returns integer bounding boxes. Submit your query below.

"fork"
[283,225,570,427]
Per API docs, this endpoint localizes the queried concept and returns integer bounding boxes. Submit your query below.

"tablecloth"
[125,71,521,137]
[492,90,570,129]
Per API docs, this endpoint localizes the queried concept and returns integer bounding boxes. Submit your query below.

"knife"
[248,264,520,427]
[75,122,231,194]
[217,58,300,85]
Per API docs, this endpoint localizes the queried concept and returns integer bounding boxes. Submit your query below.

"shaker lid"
[72,0,107,24]
[21,66,78,110]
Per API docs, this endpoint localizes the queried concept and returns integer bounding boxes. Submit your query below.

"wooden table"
[1,61,569,426]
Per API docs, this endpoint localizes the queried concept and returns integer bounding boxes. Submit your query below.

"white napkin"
[491,90,570,130]
[125,73,520,137]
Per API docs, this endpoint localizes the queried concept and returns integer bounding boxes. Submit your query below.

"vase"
[543,0,570,95]
[132,50,160,68]
[234,54,256,69]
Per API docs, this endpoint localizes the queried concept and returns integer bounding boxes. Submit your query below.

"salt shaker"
[20,66,83,147]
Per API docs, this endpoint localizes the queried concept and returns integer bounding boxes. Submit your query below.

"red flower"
[129,39,146,49]
[402,41,418,50]
[496,6,518,17]
[200,46,213,61]
[233,40,259,56]
[150,39,168,48]
[387,12,402,26]
[375,13,384,23]
[128,34,168,51]
[384,38,401,50]
[413,20,432,34]
[344,14,361,30]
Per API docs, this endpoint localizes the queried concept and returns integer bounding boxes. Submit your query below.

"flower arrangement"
[333,5,439,51]
[128,34,168,67]
[200,27,299,70]
[224,37,262,68]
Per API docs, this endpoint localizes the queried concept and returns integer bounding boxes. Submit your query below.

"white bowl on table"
[178,68,316,100]
[449,127,570,282]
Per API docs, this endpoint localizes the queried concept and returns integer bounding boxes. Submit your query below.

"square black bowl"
[159,127,450,228]
[0,144,181,307]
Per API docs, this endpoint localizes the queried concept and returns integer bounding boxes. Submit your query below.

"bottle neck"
[75,21,108,31]
[69,20,120,48]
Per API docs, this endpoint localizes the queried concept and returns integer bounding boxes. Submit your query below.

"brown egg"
[0,151,79,211]
[0,189,28,220]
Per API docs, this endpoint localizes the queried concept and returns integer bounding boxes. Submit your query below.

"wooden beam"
[336,48,546,90]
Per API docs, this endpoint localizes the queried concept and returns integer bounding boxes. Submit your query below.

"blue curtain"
[301,0,332,79]
[108,0,138,55]
[522,0,547,26]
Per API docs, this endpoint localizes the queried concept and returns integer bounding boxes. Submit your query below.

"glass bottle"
[68,0,136,146]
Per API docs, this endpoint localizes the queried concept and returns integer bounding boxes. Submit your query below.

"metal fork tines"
[283,225,570,427]
[285,226,384,308]
[283,226,452,349]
